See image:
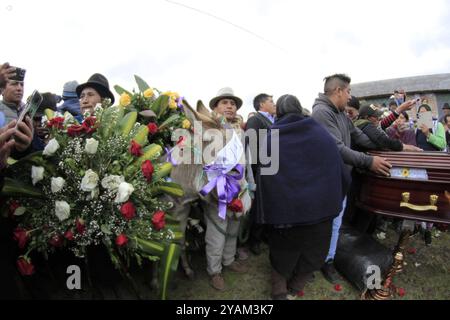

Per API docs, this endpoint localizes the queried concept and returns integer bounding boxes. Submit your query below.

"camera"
[11,67,26,82]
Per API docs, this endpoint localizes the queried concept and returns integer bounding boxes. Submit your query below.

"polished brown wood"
[357,151,450,224]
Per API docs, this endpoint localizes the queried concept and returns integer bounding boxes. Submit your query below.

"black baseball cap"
[359,104,383,119]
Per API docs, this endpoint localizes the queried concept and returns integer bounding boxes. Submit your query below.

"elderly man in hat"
[0,64,34,158]
[76,73,115,115]
[202,87,252,291]
[58,80,82,120]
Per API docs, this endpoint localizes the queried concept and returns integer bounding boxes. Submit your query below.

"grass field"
[168,228,449,300]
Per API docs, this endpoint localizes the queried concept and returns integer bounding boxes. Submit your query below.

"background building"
[351,73,450,120]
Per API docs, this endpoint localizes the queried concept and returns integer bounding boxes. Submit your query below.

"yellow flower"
[144,88,154,99]
[169,97,178,110]
[182,119,191,129]
[119,93,131,107]
[401,168,410,177]
[162,91,180,99]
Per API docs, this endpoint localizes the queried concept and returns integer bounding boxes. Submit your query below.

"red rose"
[227,198,243,212]
[297,290,305,297]
[115,234,128,247]
[120,202,136,221]
[147,123,158,135]
[129,140,143,157]
[49,234,63,247]
[76,218,86,234]
[152,210,166,230]
[47,117,65,129]
[407,247,417,255]
[17,257,34,276]
[82,116,97,134]
[67,124,85,137]
[13,228,29,249]
[334,284,343,292]
[141,160,154,182]
[397,287,406,297]
[64,230,74,241]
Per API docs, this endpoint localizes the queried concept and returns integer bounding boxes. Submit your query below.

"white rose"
[31,166,45,185]
[51,177,65,193]
[13,207,26,216]
[55,201,70,221]
[80,169,99,192]
[43,138,60,156]
[101,175,125,191]
[114,182,135,203]
[85,138,99,154]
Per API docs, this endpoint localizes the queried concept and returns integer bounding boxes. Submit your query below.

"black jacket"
[354,119,403,151]
[245,112,273,172]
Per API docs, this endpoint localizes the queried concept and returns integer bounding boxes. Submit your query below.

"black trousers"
[268,219,333,279]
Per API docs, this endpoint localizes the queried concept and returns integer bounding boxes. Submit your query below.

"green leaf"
[117,111,137,137]
[114,85,133,96]
[158,114,180,131]
[99,105,124,139]
[134,75,150,92]
[150,95,169,116]
[158,243,181,300]
[1,177,44,198]
[157,182,184,197]
[101,224,112,235]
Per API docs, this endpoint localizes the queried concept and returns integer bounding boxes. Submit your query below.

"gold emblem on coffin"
[400,192,438,211]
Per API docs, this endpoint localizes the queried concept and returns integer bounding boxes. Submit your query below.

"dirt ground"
[167,227,450,300]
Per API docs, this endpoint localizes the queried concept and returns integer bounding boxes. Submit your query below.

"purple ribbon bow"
[200,164,243,220]
[164,147,178,166]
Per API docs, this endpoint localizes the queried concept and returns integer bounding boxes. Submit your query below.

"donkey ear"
[182,98,198,123]
[182,99,218,127]
[197,100,211,117]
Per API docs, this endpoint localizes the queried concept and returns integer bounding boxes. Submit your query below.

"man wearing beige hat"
[203,87,252,291]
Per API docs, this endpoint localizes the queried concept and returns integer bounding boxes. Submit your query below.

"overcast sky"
[2,0,450,117]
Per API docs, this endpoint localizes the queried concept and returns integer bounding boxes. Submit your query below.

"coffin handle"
[400,192,438,211]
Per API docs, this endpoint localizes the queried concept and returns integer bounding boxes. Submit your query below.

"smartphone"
[15,90,42,129]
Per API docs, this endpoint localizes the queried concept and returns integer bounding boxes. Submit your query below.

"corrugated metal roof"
[351,73,450,98]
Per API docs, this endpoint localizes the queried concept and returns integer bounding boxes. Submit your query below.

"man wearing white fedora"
[203,87,252,291]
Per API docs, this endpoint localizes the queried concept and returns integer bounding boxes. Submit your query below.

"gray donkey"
[165,100,252,279]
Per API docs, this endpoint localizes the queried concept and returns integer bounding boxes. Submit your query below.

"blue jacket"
[256,113,351,225]
[57,98,81,117]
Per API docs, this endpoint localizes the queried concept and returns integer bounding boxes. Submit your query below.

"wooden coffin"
[356,151,450,224]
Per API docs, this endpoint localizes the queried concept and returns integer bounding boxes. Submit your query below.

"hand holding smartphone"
[15,90,42,129]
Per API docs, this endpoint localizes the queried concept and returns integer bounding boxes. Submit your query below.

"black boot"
[271,268,288,300]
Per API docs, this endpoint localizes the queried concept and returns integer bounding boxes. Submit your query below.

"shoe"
[271,268,288,300]
[321,260,340,284]
[224,260,248,273]
[209,274,225,291]
[288,272,314,293]
[236,247,249,261]
[249,242,262,256]
[424,230,432,246]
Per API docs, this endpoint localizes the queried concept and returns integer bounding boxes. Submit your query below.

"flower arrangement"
[114,75,192,148]
[2,98,186,299]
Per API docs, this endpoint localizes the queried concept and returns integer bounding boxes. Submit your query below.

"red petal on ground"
[397,287,406,297]
[334,284,343,292]
[407,247,417,254]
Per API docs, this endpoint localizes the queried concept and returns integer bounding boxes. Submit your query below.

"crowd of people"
[0,62,449,300]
